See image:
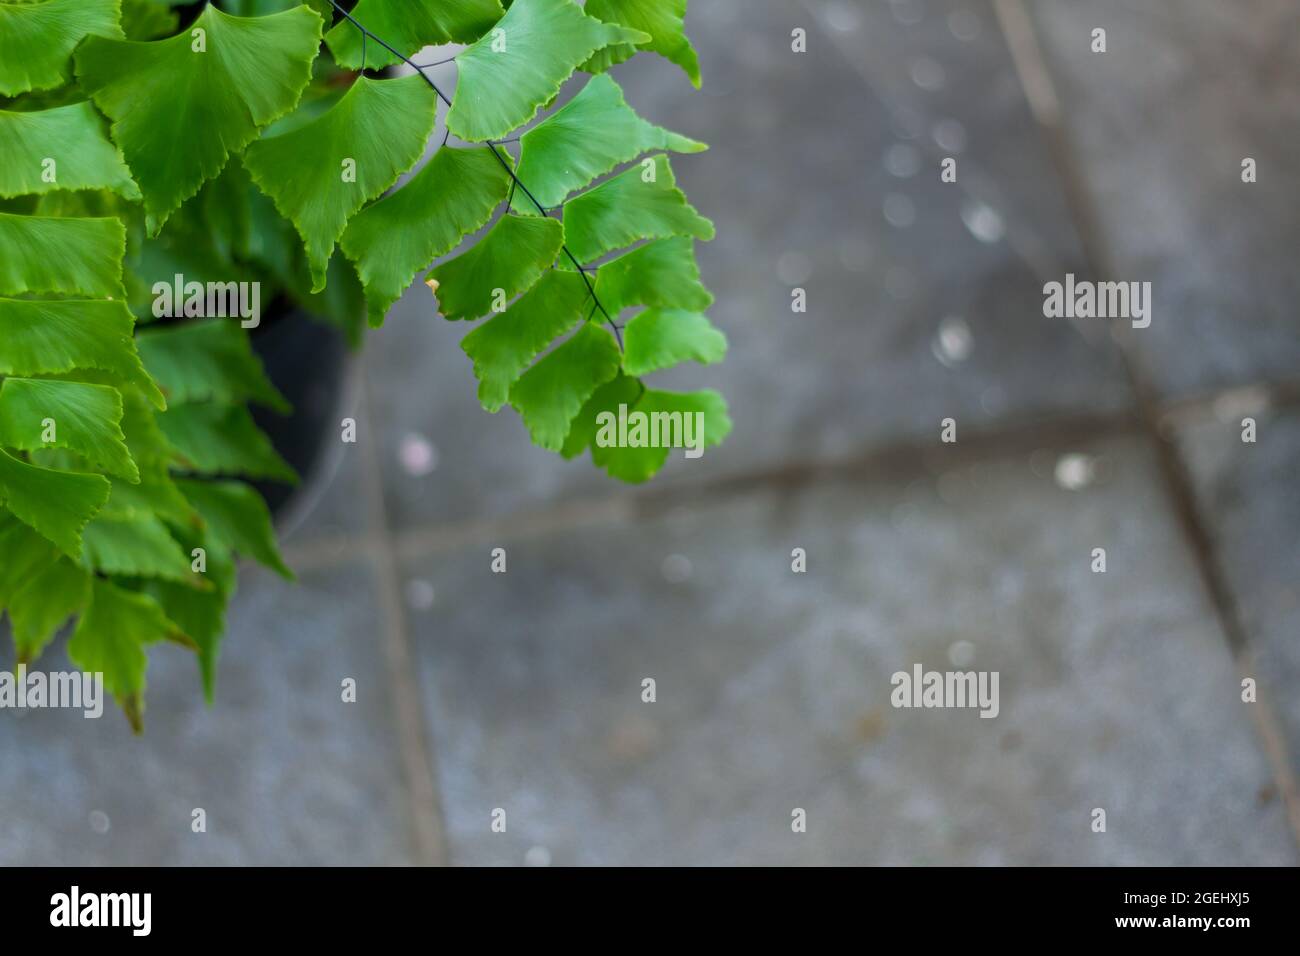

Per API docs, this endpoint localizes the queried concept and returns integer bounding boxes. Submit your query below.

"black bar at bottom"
[0,867,1287,940]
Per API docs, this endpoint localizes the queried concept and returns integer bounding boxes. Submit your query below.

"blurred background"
[3,0,1299,865]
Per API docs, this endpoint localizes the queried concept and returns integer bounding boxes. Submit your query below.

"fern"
[0,0,726,727]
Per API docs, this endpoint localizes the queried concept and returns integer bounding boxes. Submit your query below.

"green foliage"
[446,0,648,142]
[0,102,141,200]
[426,214,564,321]
[0,378,138,481]
[341,145,511,326]
[75,3,323,232]
[243,73,437,289]
[0,0,723,725]
[0,0,122,96]
[622,308,727,377]
[0,212,126,297]
[511,72,705,212]
[461,268,591,412]
[325,0,504,70]
[581,0,701,88]
[563,154,714,263]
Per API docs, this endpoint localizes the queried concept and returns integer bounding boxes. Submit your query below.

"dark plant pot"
[248,306,351,522]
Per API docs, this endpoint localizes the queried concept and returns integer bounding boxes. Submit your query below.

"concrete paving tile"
[0,564,415,866]
[402,434,1293,865]
[1178,405,1300,783]
[796,0,1086,274]
[1029,0,1300,395]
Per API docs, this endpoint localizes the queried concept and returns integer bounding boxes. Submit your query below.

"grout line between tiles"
[355,367,449,866]
[995,0,1300,848]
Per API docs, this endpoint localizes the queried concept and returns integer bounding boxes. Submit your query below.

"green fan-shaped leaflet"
[0,103,141,200]
[243,74,438,291]
[0,378,138,481]
[582,0,700,88]
[428,214,563,321]
[509,322,621,451]
[68,578,183,729]
[0,515,89,663]
[143,519,235,704]
[177,478,293,580]
[594,388,730,481]
[101,391,195,528]
[0,0,122,96]
[102,470,192,528]
[560,372,641,460]
[0,450,110,558]
[512,74,705,213]
[592,237,712,316]
[0,213,126,298]
[0,298,164,409]
[157,403,297,484]
[621,308,726,376]
[341,146,512,327]
[75,4,324,234]
[461,268,591,412]
[563,154,714,264]
[80,512,193,581]
[326,0,505,70]
[446,0,649,142]
[136,320,288,412]
[564,377,730,482]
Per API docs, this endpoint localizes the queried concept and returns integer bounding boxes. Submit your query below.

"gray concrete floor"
[2,0,1298,865]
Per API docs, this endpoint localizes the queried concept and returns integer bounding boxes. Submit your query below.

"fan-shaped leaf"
[99,392,195,526]
[592,237,712,315]
[341,146,511,327]
[0,378,138,481]
[461,268,591,412]
[326,0,505,70]
[446,0,649,142]
[589,385,729,482]
[0,515,89,663]
[512,74,704,212]
[177,478,293,580]
[158,403,297,483]
[137,320,288,412]
[243,74,438,291]
[0,102,141,200]
[81,512,192,581]
[68,578,182,728]
[143,523,234,703]
[428,214,563,321]
[622,308,726,376]
[509,322,621,450]
[582,0,700,88]
[0,0,122,96]
[0,212,126,298]
[0,449,110,558]
[560,371,641,460]
[0,298,164,409]
[75,4,323,233]
[563,154,713,264]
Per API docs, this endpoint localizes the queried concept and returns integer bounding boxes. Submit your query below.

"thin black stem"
[411,55,459,69]
[323,0,622,348]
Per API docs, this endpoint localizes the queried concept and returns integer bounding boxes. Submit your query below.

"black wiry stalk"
[324,0,622,347]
